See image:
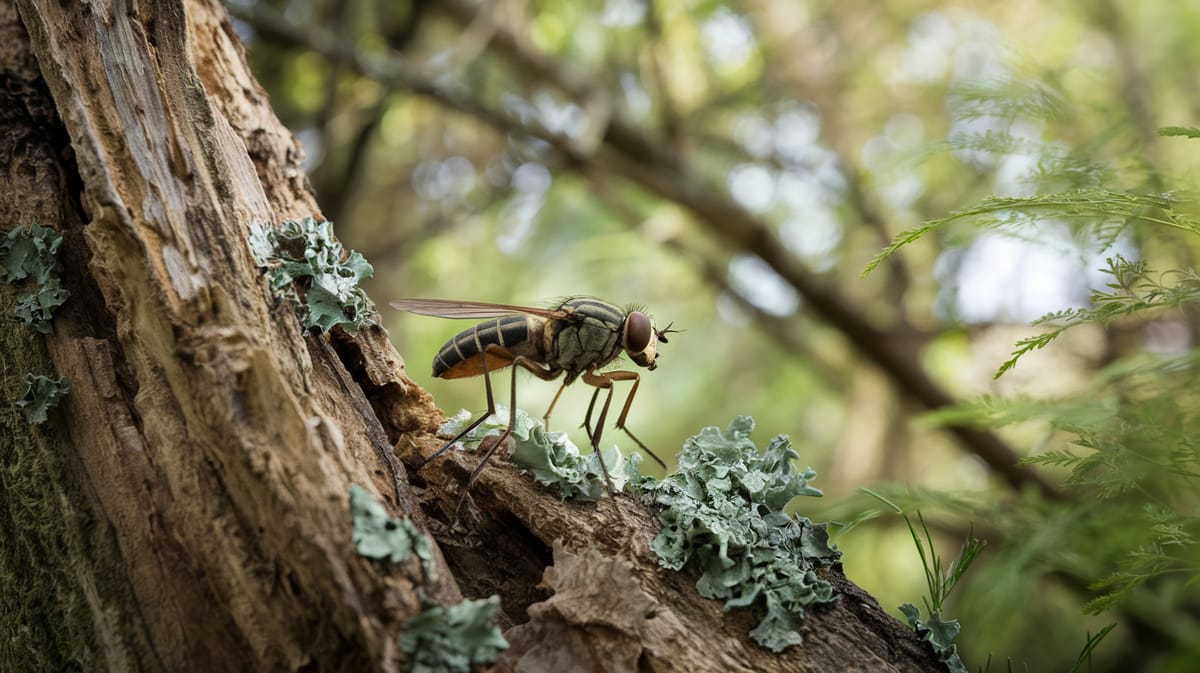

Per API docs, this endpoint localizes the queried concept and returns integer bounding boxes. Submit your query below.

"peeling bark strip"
[3,0,948,671]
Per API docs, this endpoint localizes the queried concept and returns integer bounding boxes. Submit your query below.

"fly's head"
[622,311,677,371]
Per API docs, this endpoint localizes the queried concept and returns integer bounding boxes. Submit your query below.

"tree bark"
[0,0,945,671]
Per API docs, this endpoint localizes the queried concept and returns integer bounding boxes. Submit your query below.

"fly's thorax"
[547,297,626,379]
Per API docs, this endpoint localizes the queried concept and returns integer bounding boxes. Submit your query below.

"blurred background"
[228,0,1200,669]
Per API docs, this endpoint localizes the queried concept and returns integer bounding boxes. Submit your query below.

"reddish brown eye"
[624,311,653,352]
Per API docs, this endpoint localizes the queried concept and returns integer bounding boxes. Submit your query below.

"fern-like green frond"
[864,190,1192,277]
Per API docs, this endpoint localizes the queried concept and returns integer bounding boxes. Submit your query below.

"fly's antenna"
[656,322,681,343]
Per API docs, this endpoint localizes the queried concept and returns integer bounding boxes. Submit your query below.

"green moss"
[0,281,101,670]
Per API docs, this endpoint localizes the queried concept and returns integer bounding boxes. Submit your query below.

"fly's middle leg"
[542,380,570,432]
[455,352,560,517]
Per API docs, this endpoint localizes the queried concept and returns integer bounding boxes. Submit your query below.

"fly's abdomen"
[433,315,539,379]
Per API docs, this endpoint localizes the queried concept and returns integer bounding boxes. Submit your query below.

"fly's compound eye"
[624,311,654,353]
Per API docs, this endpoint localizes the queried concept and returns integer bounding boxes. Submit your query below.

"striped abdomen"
[433,315,546,379]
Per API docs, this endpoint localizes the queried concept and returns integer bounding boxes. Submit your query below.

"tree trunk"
[0,0,944,671]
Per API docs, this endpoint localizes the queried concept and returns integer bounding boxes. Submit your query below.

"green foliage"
[922,352,1200,636]
[399,597,508,673]
[1,223,70,333]
[994,257,1200,377]
[863,490,979,673]
[249,216,376,333]
[885,154,1200,657]
[947,75,1069,123]
[1079,505,1198,615]
[1068,624,1117,673]
[16,374,70,425]
[1157,127,1200,139]
[863,190,1198,278]
[349,484,435,579]
[649,416,839,652]
[438,405,632,500]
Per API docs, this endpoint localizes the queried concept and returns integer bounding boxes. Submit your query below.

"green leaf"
[16,374,70,424]
[863,191,1197,277]
[1068,624,1117,673]
[990,256,1200,377]
[400,596,508,673]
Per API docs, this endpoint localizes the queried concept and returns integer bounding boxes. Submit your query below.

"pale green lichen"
[648,416,840,652]
[400,597,508,673]
[16,374,70,425]
[1,223,70,334]
[900,603,969,673]
[347,485,506,672]
[249,216,375,333]
[439,405,633,500]
[437,410,841,651]
[349,484,435,580]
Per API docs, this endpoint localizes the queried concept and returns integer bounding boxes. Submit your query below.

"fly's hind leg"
[418,346,505,471]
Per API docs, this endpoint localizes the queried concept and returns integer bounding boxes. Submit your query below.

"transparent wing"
[389,298,568,320]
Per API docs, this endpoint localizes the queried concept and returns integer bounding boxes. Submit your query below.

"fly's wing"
[389,299,567,320]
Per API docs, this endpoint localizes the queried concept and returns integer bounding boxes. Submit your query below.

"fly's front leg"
[580,370,620,492]
[582,370,667,470]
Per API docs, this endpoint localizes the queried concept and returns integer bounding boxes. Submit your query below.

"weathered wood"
[404,442,944,673]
